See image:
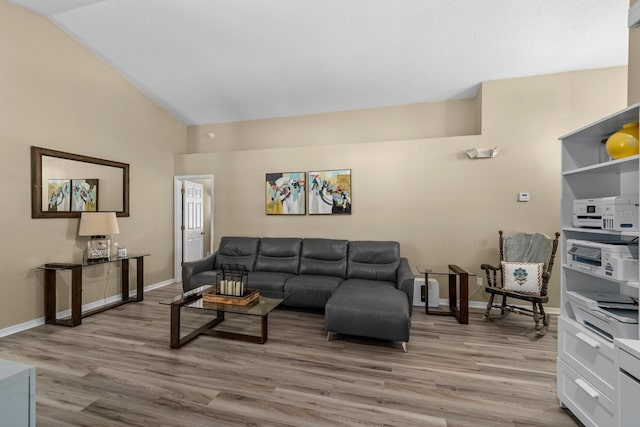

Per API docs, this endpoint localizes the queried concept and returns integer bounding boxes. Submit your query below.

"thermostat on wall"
[518,192,530,202]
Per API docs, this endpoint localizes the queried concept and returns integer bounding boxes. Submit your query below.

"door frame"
[174,175,214,282]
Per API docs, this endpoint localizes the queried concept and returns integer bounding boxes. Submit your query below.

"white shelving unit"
[557,103,640,427]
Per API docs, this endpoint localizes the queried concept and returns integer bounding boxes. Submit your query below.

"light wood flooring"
[0,283,581,426]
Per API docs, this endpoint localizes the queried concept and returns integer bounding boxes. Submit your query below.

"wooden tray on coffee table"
[202,288,259,305]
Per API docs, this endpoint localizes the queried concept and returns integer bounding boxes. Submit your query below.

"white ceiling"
[8,0,631,125]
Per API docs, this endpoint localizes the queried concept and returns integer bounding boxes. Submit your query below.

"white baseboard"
[144,279,174,292]
[0,279,175,339]
[415,299,560,315]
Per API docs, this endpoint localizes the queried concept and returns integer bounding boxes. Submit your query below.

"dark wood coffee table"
[161,285,285,348]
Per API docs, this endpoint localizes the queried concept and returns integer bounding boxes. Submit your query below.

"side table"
[416,265,474,324]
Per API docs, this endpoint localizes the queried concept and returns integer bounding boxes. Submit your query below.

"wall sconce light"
[466,146,499,159]
[78,212,120,260]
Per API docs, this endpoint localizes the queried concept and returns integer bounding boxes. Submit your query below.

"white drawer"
[617,343,640,426]
[619,348,640,380]
[558,359,615,427]
[559,317,616,399]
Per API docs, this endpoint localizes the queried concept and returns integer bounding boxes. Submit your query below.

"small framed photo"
[71,179,98,212]
[265,172,306,215]
[308,169,351,215]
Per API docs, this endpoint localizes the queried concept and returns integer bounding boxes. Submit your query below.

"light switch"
[518,192,530,202]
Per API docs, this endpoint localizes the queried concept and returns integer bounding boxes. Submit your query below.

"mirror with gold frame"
[31,146,130,218]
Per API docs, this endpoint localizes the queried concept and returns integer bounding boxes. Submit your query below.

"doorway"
[174,175,214,282]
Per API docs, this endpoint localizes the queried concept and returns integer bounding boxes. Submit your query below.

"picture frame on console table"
[265,172,306,215]
[308,169,351,215]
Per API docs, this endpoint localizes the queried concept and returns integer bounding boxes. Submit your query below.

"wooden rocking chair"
[480,230,560,336]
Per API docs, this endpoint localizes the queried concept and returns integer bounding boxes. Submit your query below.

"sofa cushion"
[325,281,410,342]
[283,275,345,309]
[347,241,400,282]
[247,271,293,298]
[214,237,260,271]
[254,238,302,274]
[338,278,396,290]
[299,238,349,278]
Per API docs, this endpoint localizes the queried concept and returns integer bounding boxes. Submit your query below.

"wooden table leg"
[44,269,56,324]
[424,273,430,314]
[260,314,269,344]
[170,302,181,349]
[459,271,469,324]
[448,273,457,312]
[172,307,226,349]
[135,257,144,302]
[70,265,82,327]
[448,265,470,325]
[121,258,130,302]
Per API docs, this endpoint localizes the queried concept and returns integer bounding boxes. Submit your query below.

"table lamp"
[78,212,120,260]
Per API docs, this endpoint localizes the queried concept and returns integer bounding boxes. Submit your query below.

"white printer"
[573,196,639,231]
[567,291,638,340]
[566,239,639,281]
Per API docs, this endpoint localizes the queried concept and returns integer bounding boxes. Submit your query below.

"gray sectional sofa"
[182,236,414,350]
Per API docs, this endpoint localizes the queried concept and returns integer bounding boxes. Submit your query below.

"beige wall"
[187,98,478,153]
[0,1,186,329]
[176,66,628,308]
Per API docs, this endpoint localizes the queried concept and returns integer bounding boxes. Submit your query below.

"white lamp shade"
[78,212,120,236]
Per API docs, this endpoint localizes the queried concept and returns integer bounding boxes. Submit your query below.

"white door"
[182,180,204,263]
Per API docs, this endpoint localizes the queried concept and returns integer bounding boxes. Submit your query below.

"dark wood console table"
[40,254,149,327]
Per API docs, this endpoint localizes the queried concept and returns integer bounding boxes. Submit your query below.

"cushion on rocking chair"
[501,261,543,294]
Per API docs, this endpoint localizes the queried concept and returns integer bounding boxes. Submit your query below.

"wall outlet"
[476,277,483,287]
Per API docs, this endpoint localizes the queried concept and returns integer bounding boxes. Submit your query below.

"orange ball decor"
[605,122,640,160]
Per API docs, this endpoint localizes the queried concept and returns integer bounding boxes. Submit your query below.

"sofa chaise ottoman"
[325,241,412,352]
